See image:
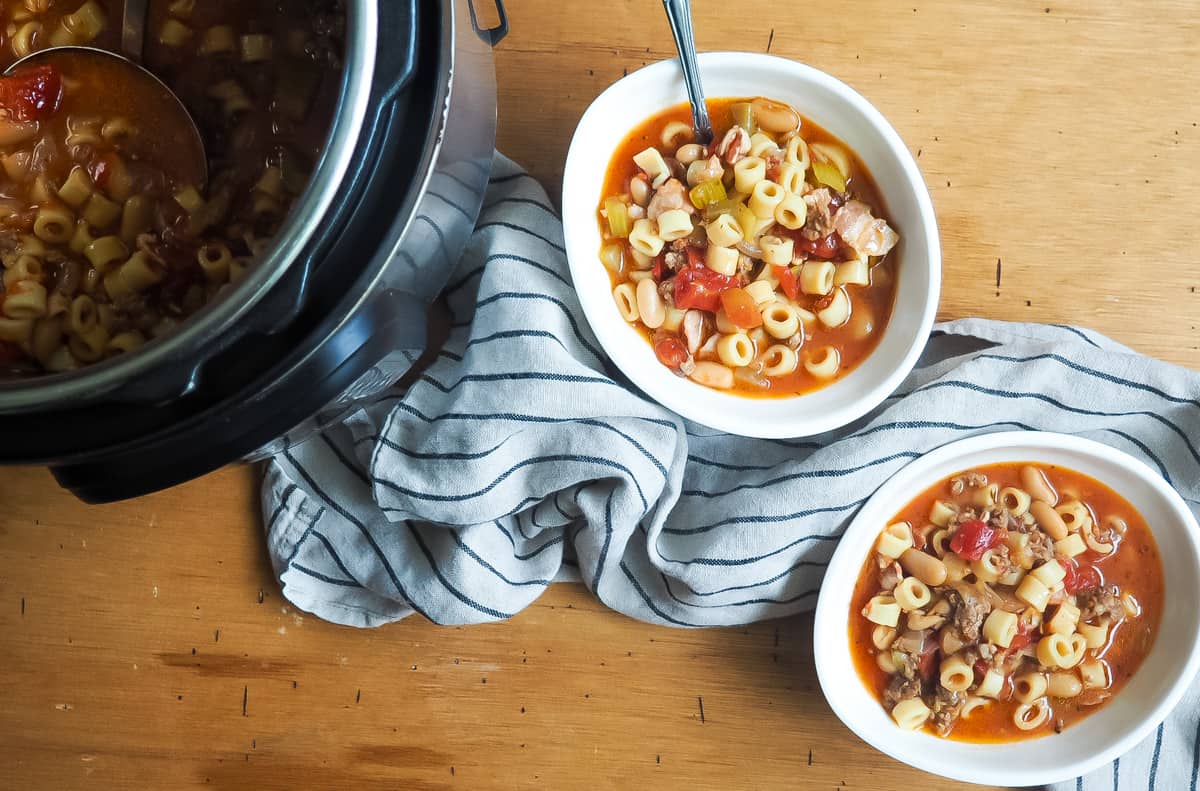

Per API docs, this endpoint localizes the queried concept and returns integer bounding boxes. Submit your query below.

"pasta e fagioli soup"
[596,96,899,397]
[0,0,344,376]
[849,462,1162,741]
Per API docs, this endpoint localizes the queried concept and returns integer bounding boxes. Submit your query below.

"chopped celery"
[605,196,631,237]
[689,178,727,210]
[730,102,758,135]
[812,160,847,192]
[704,197,743,221]
[733,202,758,240]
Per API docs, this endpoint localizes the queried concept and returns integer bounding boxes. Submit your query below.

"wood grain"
[3,0,1199,789]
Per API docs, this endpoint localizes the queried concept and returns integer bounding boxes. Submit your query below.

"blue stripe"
[594,492,616,591]
[448,531,552,587]
[1077,776,1083,791]
[658,529,842,567]
[908,380,1200,468]
[681,451,918,498]
[618,561,701,628]
[389,401,673,481]
[442,169,481,193]
[492,521,565,560]
[1149,723,1164,790]
[660,571,820,608]
[292,563,360,588]
[853,418,1039,442]
[675,555,831,597]
[466,328,602,363]
[488,171,534,185]
[419,371,619,394]
[281,450,432,621]
[976,352,1200,410]
[460,291,603,361]
[552,490,573,521]
[529,498,568,530]
[266,483,297,532]
[663,500,860,537]
[393,398,675,432]
[445,252,572,297]
[688,455,777,472]
[414,214,452,261]
[397,249,419,271]
[319,433,369,487]
[281,506,324,567]
[405,523,514,620]
[1106,429,1172,484]
[514,509,538,541]
[375,435,512,461]
[474,221,565,252]
[311,530,363,586]
[483,195,559,218]
[1050,323,1103,348]
[425,189,475,221]
[373,453,648,510]
[1113,756,1120,791]
[1189,709,1200,791]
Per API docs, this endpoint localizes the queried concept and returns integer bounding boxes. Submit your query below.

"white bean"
[635,278,665,329]
[689,361,734,389]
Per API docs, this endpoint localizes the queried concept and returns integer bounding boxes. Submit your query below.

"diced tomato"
[949,518,1003,561]
[652,254,665,282]
[1062,561,1101,594]
[972,658,989,682]
[652,334,689,370]
[796,232,841,259]
[0,65,63,122]
[1008,630,1032,652]
[720,287,763,328]
[917,646,938,681]
[773,265,799,300]
[672,258,738,313]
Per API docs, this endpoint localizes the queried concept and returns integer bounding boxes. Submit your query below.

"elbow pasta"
[595,97,900,397]
[849,462,1161,741]
[0,0,344,375]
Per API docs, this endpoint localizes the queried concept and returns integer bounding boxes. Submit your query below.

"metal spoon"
[4,0,208,189]
[661,0,713,146]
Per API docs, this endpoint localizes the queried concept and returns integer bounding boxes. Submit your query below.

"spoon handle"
[662,0,713,145]
[122,0,149,63]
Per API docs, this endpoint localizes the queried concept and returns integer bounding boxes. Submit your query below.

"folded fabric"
[262,153,1200,790]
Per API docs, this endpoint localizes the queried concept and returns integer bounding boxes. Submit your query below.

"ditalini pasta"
[596,97,900,397]
[848,462,1163,741]
[0,0,345,376]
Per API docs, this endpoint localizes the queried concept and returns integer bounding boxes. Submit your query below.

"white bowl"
[561,52,940,437]
[813,431,1200,787]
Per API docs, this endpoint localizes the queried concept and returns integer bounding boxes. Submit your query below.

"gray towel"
[262,154,1200,789]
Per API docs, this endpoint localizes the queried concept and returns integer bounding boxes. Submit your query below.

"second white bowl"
[813,431,1200,786]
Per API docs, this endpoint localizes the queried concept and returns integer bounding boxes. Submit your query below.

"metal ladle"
[4,0,208,189]
[662,0,713,146]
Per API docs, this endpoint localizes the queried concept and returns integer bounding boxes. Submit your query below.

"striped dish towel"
[262,153,1200,790]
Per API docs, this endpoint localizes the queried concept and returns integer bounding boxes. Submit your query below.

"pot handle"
[468,0,508,46]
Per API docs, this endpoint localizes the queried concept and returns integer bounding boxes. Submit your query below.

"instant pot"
[0,0,508,503]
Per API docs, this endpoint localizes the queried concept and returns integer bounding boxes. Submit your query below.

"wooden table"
[2,1,1197,788]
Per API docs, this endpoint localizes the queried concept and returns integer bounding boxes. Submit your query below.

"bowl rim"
[561,51,941,438]
[812,430,1200,786]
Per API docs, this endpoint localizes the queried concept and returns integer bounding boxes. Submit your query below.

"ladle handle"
[122,0,148,63]
[662,0,713,145]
